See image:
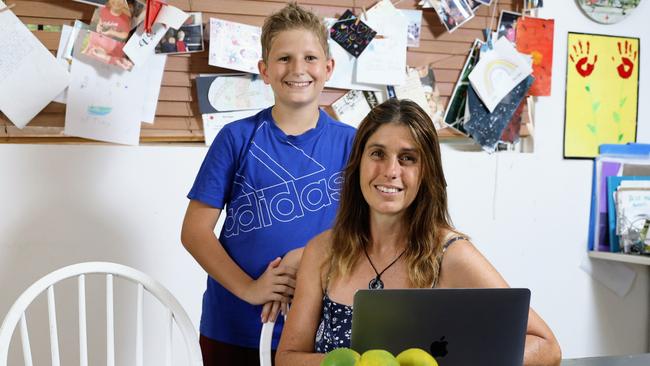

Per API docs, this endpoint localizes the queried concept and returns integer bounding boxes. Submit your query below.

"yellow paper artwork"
[564,33,639,159]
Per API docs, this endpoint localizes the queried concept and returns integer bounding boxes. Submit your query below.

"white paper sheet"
[63,21,89,62]
[202,110,260,146]
[394,69,432,122]
[208,18,262,74]
[468,37,532,112]
[65,30,148,145]
[207,75,274,112]
[356,0,408,86]
[53,25,74,104]
[123,4,189,65]
[580,255,636,297]
[331,90,371,128]
[0,1,70,128]
[140,54,167,123]
[323,18,381,92]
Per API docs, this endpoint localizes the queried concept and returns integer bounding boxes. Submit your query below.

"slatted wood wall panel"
[1,0,524,144]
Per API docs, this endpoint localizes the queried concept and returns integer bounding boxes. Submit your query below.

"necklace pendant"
[369,277,384,290]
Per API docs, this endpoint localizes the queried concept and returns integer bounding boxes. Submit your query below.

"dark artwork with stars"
[464,76,534,152]
[330,10,377,58]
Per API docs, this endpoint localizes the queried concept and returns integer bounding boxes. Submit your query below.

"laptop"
[351,288,530,366]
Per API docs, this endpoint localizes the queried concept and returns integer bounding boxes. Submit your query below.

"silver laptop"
[351,288,530,366]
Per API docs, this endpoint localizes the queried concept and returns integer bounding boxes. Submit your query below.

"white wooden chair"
[259,321,276,366]
[0,262,202,366]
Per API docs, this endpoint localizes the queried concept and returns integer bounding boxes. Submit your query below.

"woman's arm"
[276,232,331,366]
[437,240,562,366]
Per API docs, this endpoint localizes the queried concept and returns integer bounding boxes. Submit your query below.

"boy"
[181,3,356,365]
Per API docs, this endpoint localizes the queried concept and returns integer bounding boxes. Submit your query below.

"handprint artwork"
[564,33,639,159]
[613,40,637,79]
[569,40,597,78]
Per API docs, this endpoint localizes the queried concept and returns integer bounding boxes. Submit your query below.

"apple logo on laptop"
[430,336,448,357]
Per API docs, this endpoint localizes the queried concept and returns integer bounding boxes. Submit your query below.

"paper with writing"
[0,0,70,128]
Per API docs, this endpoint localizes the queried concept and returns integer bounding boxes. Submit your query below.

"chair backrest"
[259,321,275,366]
[0,262,202,366]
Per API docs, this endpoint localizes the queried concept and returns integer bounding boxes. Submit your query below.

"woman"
[276,99,561,365]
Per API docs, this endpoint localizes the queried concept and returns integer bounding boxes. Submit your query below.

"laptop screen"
[350,288,530,366]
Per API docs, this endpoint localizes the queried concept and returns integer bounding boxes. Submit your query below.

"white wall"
[1,1,650,362]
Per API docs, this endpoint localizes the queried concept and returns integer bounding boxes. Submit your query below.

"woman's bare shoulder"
[303,230,333,261]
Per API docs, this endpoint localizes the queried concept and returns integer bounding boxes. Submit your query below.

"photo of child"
[433,0,475,33]
[154,12,204,54]
[497,10,522,44]
[79,29,134,70]
[90,0,132,42]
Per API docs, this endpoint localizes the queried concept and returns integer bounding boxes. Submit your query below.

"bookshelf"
[588,251,650,266]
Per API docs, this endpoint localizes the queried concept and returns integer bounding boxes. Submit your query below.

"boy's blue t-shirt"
[188,107,356,348]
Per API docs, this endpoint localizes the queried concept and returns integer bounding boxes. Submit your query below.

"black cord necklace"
[362,244,407,290]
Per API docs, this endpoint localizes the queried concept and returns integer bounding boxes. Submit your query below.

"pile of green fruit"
[320,347,438,366]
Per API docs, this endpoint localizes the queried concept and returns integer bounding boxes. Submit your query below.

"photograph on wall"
[402,9,423,48]
[576,0,641,24]
[431,0,475,33]
[73,0,106,5]
[155,12,203,54]
[496,10,522,44]
[564,32,640,159]
[78,29,134,70]
[414,63,446,129]
[524,0,543,9]
[89,0,132,42]
[466,0,482,10]
[443,39,483,134]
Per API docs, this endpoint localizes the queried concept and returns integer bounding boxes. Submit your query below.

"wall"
[1,0,649,362]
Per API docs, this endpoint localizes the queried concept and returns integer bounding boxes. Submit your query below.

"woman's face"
[359,123,422,220]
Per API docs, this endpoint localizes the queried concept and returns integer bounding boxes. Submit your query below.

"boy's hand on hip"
[243,257,297,306]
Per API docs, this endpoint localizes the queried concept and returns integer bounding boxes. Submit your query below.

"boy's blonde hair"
[261,2,330,62]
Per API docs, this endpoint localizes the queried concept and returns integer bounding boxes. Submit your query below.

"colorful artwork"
[576,0,641,24]
[468,37,532,113]
[515,17,554,96]
[208,18,261,74]
[330,10,377,57]
[564,33,639,159]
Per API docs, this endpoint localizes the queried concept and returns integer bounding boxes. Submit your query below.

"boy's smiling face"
[258,28,333,110]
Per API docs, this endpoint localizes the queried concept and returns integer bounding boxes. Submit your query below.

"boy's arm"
[181,200,297,305]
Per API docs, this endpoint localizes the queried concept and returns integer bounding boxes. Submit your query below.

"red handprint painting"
[564,33,639,159]
[613,40,637,79]
[569,40,598,78]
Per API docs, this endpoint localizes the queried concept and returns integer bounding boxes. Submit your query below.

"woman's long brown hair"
[328,99,455,288]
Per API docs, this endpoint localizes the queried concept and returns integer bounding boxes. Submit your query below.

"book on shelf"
[588,143,650,252]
